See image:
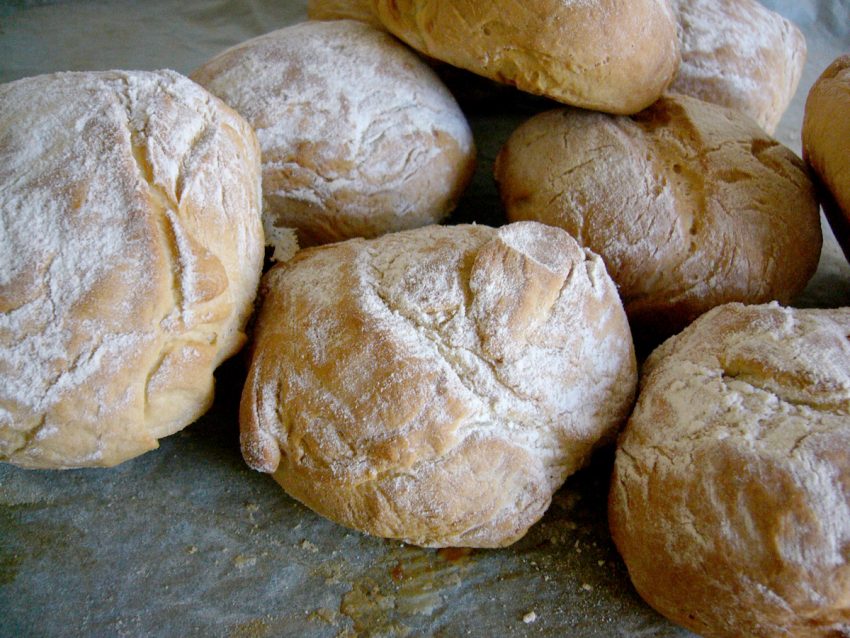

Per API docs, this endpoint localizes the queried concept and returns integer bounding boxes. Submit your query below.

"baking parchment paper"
[1,1,848,636]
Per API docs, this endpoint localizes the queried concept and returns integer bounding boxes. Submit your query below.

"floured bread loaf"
[609,302,850,638]
[0,70,264,469]
[240,222,637,548]
[306,0,382,27]
[670,0,806,134]
[495,94,822,346]
[803,55,850,264]
[372,0,680,115]
[192,20,475,247]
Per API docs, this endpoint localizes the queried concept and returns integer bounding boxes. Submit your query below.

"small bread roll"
[306,0,382,28]
[372,0,680,115]
[240,222,637,548]
[192,20,475,247]
[803,55,850,263]
[670,0,806,134]
[610,302,850,638]
[0,70,264,469]
[495,94,821,346]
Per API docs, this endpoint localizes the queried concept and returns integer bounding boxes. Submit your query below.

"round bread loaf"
[609,302,850,638]
[191,20,475,247]
[306,0,382,27]
[240,222,637,548]
[371,0,681,115]
[803,55,850,264]
[670,0,806,134]
[495,93,822,347]
[0,70,264,469]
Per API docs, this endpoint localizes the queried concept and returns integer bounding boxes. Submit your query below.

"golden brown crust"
[609,303,850,638]
[307,0,383,27]
[803,55,850,264]
[240,222,637,547]
[192,20,475,247]
[670,0,807,134]
[372,0,680,115]
[0,70,264,468]
[495,94,822,347]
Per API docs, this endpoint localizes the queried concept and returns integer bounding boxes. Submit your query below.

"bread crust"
[307,0,382,27]
[0,70,264,468]
[670,0,807,134]
[609,303,850,637]
[240,222,637,547]
[372,0,680,115]
[803,55,850,264]
[192,20,475,247]
[495,94,822,346]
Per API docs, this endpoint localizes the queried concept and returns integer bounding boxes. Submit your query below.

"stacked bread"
[494,94,821,347]
[2,2,850,635]
[191,20,476,248]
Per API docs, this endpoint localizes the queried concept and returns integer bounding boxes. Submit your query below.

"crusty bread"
[0,70,265,469]
[371,0,681,115]
[495,93,822,347]
[306,0,382,27]
[240,222,637,548]
[609,302,850,638]
[670,0,806,134]
[803,55,850,264]
[192,20,475,247]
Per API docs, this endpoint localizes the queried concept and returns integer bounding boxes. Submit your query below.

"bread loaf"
[670,0,806,134]
[610,302,850,638]
[240,222,637,547]
[0,70,264,469]
[372,0,681,115]
[803,55,850,264]
[495,94,822,346]
[192,20,475,247]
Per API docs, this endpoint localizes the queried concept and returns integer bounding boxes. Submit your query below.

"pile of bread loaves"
[1,0,849,635]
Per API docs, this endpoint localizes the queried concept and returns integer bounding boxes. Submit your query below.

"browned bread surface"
[240,222,637,547]
[192,20,475,247]
[803,54,850,264]
[372,0,680,115]
[0,70,264,468]
[610,302,850,638]
[496,94,822,346]
[670,0,806,134]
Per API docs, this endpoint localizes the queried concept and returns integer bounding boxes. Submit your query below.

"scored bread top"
[240,222,637,547]
[496,94,822,345]
[0,70,264,468]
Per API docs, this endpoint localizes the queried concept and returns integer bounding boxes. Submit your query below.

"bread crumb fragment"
[522,611,537,624]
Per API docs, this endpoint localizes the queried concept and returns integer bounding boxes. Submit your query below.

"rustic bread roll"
[609,302,850,638]
[670,0,806,134]
[306,0,382,28]
[803,55,850,264]
[495,94,822,346]
[240,222,637,548]
[372,0,680,115]
[191,20,475,247]
[0,70,264,469]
